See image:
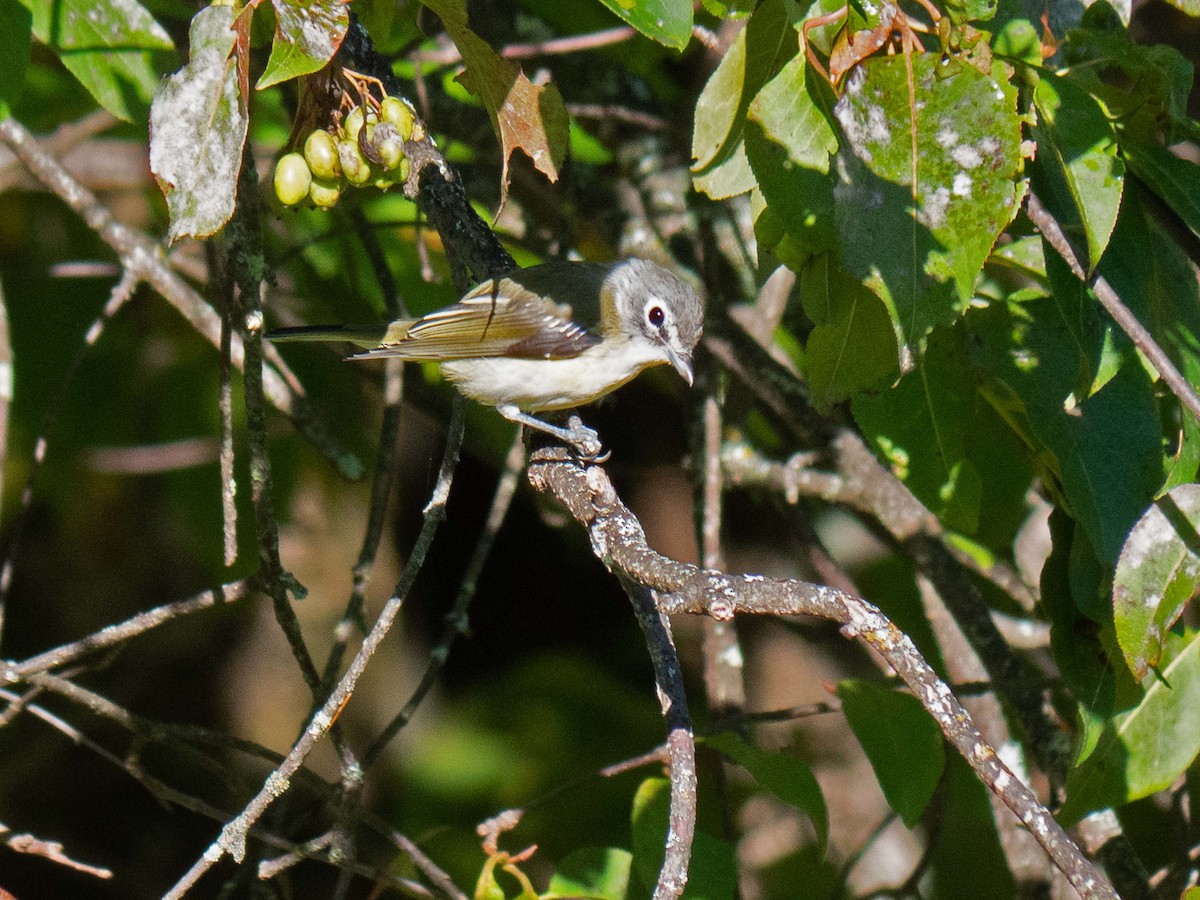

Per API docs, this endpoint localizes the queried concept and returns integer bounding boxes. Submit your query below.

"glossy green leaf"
[23,0,173,121]
[836,680,945,827]
[595,0,692,50]
[548,847,632,899]
[257,0,349,89]
[149,5,246,243]
[630,777,737,900]
[0,0,31,119]
[1061,630,1200,823]
[692,0,790,183]
[745,53,838,261]
[800,254,898,408]
[1121,141,1200,243]
[706,732,828,845]
[1031,72,1124,273]
[1114,485,1200,678]
[834,55,1023,355]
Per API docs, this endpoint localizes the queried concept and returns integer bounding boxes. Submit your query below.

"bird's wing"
[354,271,602,361]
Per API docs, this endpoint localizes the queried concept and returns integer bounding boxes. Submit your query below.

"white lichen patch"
[951,144,984,170]
[919,187,951,230]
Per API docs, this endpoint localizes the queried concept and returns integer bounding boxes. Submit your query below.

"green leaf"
[692,0,791,181]
[23,0,173,121]
[966,298,1161,565]
[1031,72,1124,273]
[548,847,632,900]
[1098,188,1200,486]
[1042,237,1125,401]
[630,777,738,900]
[256,0,349,90]
[927,753,1016,899]
[853,325,1010,534]
[834,55,1023,356]
[800,254,898,408]
[836,680,945,827]
[1114,485,1200,678]
[1121,140,1200,243]
[149,5,247,243]
[595,0,692,50]
[0,0,31,119]
[705,732,828,845]
[1161,0,1200,13]
[745,54,838,261]
[1061,630,1200,823]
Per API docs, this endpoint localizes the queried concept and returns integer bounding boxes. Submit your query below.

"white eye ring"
[645,299,665,327]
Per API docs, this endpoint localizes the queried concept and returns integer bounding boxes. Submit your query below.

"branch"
[525,446,1118,900]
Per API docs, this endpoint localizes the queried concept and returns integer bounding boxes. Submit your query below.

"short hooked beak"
[664,342,694,386]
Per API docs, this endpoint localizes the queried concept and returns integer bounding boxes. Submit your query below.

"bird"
[268,258,704,454]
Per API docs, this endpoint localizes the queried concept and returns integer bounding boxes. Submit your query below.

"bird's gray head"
[608,259,704,385]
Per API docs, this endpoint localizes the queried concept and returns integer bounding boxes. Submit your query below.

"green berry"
[338,140,371,185]
[343,105,365,141]
[380,97,414,142]
[273,153,311,206]
[308,177,342,208]
[377,135,405,171]
[304,130,340,180]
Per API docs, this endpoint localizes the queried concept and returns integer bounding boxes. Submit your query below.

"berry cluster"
[274,96,417,208]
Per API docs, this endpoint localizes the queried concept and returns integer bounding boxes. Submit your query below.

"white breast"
[440,339,667,411]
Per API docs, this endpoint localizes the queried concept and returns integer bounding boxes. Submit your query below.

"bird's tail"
[266,323,399,350]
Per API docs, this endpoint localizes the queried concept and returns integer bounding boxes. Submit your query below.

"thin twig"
[1027,191,1200,426]
[412,25,636,65]
[364,431,525,766]
[1,821,113,879]
[6,580,252,679]
[620,576,696,900]
[162,398,465,900]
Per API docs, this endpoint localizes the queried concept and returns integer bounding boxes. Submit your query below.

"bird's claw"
[564,416,610,463]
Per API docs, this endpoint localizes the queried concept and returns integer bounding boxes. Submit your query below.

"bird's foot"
[496,406,610,463]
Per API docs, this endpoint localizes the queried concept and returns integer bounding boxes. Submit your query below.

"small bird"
[269,258,704,453]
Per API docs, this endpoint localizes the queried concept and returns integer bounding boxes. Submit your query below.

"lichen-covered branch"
[526,445,1118,900]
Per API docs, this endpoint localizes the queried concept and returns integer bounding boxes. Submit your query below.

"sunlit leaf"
[257,0,349,89]
[1031,72,1124,273]
[1114,485,1200,678]
[149,5,246,242]
[834,54,1023,357]
[1061,630,1200,823]
[595,0,692,50]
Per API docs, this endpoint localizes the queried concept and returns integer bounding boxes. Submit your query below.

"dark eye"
[647,306,665,327]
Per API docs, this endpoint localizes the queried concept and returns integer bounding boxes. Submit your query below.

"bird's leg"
[496,405,609,462]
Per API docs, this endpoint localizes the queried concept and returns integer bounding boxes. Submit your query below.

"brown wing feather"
[354,267,603,361]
